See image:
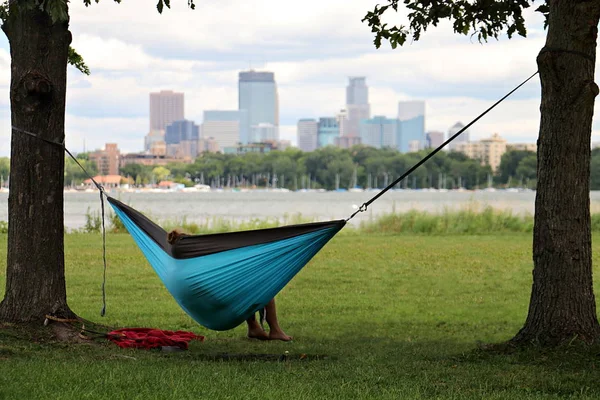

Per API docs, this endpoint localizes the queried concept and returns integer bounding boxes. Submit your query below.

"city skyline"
[1,0,592,158]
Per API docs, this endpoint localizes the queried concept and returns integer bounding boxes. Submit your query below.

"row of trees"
[55,146,599,191]
[57,147,504,191]
[6,145,600,192]
[23,146,600,190]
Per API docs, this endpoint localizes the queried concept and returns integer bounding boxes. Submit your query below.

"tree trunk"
[0,4,74,322]
[512,0,600,345]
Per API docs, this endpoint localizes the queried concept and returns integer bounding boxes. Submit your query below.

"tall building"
[336,109,349,137]
[346,76,368,105]
[165,120,200,145]
[317,117,339,148]
[89,143,120,176]
[480,133,507,171]
[238,71,279,143]
[149,90,184,133]
[398,101,425,152]
[297,119,318,152]
[425,131,444,148]
[448,122,469,150]
[345,77,371,137]
[455,133,507,172]
[202,110,248,152]
[250,123,278,142]
[145,129,165,152]
[359,116,398,149]
[198,137,220,154]
[165,120,200,159]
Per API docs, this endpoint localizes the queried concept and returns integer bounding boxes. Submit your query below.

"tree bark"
[512,0,600,345]
[0,4,74,322]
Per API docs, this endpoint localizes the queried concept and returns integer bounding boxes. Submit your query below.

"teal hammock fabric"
[108,197,345,331]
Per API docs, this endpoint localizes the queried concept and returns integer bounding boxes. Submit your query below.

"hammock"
[108,197,345,330]
[10,71,538,331]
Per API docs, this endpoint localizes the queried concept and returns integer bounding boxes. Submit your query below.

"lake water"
[1,189,599,230]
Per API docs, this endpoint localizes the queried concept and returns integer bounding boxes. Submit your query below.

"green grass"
[2,233,600,399]
[361,206,534,234]
[73,203,600,235]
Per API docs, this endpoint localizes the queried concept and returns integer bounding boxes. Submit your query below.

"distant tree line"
[1,146,597,191]
[116,146,495,191]
[0,158,8,183]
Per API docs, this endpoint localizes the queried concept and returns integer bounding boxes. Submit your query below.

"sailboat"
[348,166,363,192]
[484,173,496,192]
[334,173,347,192]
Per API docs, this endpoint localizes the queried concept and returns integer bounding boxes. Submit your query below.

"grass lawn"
[2,232,600,399]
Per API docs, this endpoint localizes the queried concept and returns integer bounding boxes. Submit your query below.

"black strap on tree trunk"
[10,126,109,317]
[346,70,539,222]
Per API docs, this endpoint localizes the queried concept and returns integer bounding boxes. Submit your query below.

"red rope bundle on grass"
[108,328,205,350]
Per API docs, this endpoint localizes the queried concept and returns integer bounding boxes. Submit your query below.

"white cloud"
[0,48,9,88]
[65,115,147,155]
[279,125,297,146]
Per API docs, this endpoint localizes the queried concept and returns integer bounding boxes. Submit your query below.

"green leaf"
[46,0,69,23]
[68,46,91,75]
[0,1,9,23]
[363,0,531,48]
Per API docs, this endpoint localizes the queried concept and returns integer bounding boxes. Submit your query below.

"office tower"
[297,119,318,152]
[345,77,371,137]
[317,117,340,148]
[250,123,278,143]
[238,71,279,143]
[165,120,200,145]
[397,101,425,153]
[336,109,349,137]
[89,143,120,176]
[346,76,368,105]
[455,133,507,172]
[202,110,248,152]
[165,119,200,158]
[359,116,399,149]
[149,90,184,133]
[425,131,444,148]
[145,129,165,152]
[448,121,470,150]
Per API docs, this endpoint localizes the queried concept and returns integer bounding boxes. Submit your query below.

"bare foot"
[269,329,293,341]
[247,327,269,340]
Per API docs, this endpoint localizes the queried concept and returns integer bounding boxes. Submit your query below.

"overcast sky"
[0,0,598,157]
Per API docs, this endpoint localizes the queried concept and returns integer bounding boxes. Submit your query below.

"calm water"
[0,189,558,230]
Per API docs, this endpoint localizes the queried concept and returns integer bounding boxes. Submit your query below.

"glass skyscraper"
[397,101,425,153]
[165,120,199,144]
[345,77,370,137]
[359,116,398,149]
[238,71,279,143]
[202,110,249,151]
[317,117,340,148]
